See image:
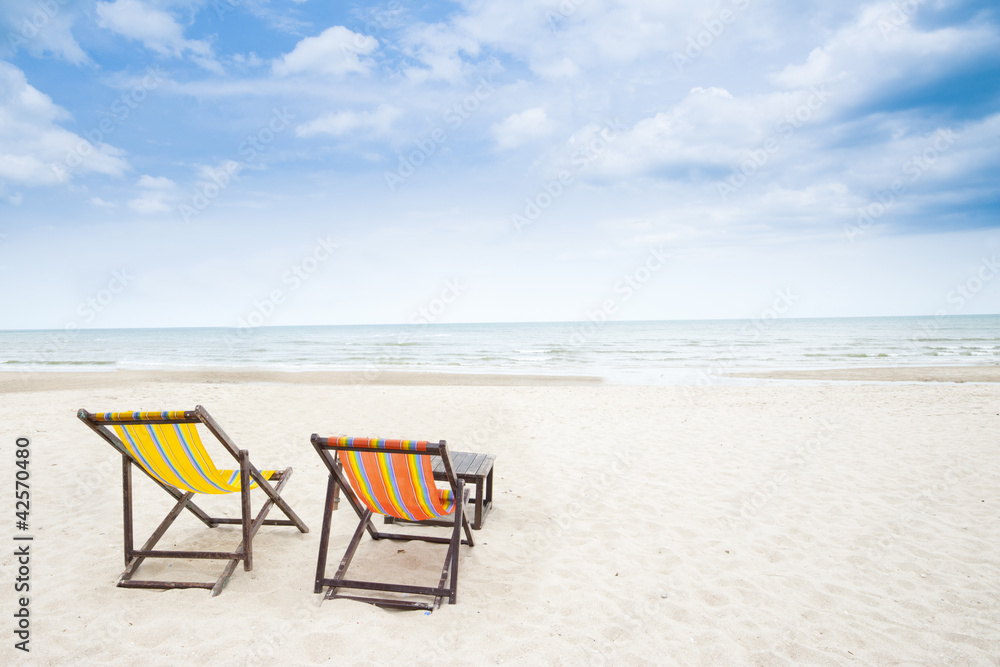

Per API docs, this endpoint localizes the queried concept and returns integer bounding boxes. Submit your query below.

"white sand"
[1,371,998,664]
[731,366,1000,383]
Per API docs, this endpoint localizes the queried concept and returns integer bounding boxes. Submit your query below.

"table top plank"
[465,452,487,476]
[429,450,495,479]
[431,456,445,474]
[450,451,472,473]
[471,454,496,477]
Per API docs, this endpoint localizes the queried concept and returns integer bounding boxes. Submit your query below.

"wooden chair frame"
[78,406,309,596]
[311,434,475,611]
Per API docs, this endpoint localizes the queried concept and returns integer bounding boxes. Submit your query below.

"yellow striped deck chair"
[310,434,475,611]
[78,406,308,596]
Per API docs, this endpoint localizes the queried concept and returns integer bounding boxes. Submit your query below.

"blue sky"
[1,0,998,329]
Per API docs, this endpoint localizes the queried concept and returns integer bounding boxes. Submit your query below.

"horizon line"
[2,312,999,333]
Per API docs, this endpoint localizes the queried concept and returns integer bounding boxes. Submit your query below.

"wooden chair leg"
[119,491,195,583]
[449,481,466,604]
[122,455,134,567]
[240,450,252,571]
[333,509,372,584]
[314,475,338,594]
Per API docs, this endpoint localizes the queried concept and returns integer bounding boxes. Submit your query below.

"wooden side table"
[384,450,495,530]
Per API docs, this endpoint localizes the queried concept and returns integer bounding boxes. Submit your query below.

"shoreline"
[2,364,1000,393]
[729,365,1000,383]
[0,368,605,393]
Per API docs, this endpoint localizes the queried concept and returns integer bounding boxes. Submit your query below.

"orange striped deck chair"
[310,434,475,610]
[78,406,308,596]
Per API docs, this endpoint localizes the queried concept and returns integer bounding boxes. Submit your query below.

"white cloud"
[531,57,580,79]
[770,1,998,97]
[95,0,220,72]
[227,52,265,70]
[272,26,378,77]
[1,0,89,64]
[399,0,688,83]
[0,62,128,187]
[575,0,999,189]
[128,174,176,214]
[136,174,174,189]
[128,196,171,215]
[90,196,118,208]
[401,22,480,83]
[601,86,778,169]
[493,108,553,150]
[296,105,401,138]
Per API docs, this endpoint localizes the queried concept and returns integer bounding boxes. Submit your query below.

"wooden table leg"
[472,476,484,530]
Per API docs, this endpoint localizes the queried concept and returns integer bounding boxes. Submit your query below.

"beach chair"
[310,434,475,610]
[78,406,309,596]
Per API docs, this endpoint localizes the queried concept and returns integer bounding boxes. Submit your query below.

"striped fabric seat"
[93,411,191,422]
[335,437,455,521]
[105,413,272,495]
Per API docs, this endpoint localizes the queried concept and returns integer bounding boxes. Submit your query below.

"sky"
[0,0,998,329]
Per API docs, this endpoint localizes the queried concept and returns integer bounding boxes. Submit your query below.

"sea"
[1,315,998,385]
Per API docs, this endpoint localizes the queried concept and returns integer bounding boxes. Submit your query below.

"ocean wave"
[3,360,116,366]
[3,316,999,384]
